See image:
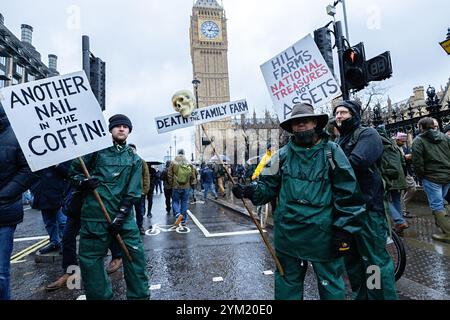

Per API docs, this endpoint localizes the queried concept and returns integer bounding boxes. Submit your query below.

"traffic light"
[342,42,368,92]
[366,51,393,82]
[89,56,106,111]
[314,27,334,76]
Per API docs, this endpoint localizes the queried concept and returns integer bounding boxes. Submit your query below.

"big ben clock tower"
[190,0,231,161]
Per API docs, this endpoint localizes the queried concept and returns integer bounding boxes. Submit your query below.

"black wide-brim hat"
[280,103,329,133]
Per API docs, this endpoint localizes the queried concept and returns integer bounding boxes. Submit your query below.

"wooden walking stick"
[78,157,133,262]
[199,124,285,277]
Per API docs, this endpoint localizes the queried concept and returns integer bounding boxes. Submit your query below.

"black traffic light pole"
[334,21,349,100]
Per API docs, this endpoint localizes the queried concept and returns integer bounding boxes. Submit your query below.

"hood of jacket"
[173,154,189,166]
[421,129,446,144]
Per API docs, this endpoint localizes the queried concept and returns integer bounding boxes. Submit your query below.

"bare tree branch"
[353,83,390,123]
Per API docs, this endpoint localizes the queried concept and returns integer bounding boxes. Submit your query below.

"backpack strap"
[325,143,336,171]
[350,126,369,147]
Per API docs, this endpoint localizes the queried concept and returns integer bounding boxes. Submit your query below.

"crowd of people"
[1,99,449,300]
[232,101,450,300]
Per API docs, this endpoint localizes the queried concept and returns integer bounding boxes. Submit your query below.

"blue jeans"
[389,190,405,224]
[422,179,450,211]
[172,188,190,223]
[41,208,67,246]
[156,181,163,193]
[0,225,16,300]
[203,182,217,199]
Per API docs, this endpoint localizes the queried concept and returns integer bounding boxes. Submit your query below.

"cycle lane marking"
[187,210,266,238]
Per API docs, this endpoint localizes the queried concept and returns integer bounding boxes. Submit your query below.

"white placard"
[260,34,342,121]
[0,71,112,172]
[155,99,249,134]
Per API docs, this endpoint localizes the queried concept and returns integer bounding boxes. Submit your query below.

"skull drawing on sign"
[172,90,195,118]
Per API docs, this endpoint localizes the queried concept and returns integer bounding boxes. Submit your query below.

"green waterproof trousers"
[344,210,398,300]
[79,220,150,300]
[275,251,346,300]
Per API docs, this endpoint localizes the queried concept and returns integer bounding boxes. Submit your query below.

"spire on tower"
[194,0,222,9]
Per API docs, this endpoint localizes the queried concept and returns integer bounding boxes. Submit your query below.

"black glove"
[333,229,354,257]
[232,184,256,200]
[107,201,132,237]
[78,177,100,191]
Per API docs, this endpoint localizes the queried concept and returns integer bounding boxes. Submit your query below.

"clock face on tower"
[200,20,220,40]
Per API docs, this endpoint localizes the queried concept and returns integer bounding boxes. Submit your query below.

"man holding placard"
[69,114,149,300]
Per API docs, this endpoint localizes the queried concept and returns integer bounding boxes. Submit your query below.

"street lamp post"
[426,86,443,131]
[192,79,201,162]
[327,0,350,42]
[174,135,177,155]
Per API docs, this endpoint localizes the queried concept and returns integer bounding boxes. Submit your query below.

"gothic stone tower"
[190,0,231,161]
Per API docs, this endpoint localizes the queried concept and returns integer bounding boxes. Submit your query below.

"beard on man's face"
[112,131,128,143]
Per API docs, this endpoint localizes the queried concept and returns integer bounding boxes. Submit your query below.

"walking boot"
[45,273,70,292]
[432,210,450,244]
[38,242,60,255]
[175,214,183,226]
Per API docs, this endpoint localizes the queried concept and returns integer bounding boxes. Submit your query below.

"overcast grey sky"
[2,0,449,160]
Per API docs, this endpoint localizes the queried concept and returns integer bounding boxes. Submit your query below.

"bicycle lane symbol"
[145,224,190,236]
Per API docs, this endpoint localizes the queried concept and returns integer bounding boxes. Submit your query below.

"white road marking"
[187,210,266,238]
[150,284,161,290]
[145,224,191,236]
[263,270,274,275]
[11,259,27,264]
[190,200,205,204]
[76,295,86,300]
[212,277,224,282]
[13,236,49,243]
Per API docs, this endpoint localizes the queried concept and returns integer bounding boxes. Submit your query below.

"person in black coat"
[146,164,156,217]
[334,100,397,300]
[31,161,71,254]
[0,104,37,300]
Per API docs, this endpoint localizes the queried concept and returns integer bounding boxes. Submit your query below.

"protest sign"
[260,34,342,121]
[155,99,249,134]
[0,71,112,171]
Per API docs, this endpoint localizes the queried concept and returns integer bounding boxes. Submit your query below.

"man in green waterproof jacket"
[69,114,149,300]
[232,103,366,300]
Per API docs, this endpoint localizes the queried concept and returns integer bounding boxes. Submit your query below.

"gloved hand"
[232,184,256,200]
[78,177,100,191]
[333,229,354,257]
[107,201,132,237]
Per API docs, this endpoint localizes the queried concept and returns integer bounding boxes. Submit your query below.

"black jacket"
[31,161,72,210]
[0,109,37,226]
[335,114,385,214]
